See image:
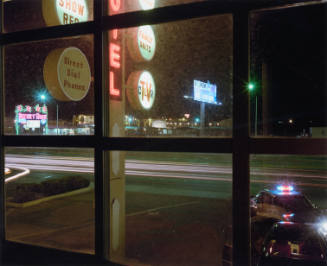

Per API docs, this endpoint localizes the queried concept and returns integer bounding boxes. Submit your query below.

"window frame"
[1,1,326,265]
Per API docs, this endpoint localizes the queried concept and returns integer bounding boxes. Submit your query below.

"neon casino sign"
[15,104,48,135]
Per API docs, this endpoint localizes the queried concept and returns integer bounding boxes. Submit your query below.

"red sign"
[109,0,122,100]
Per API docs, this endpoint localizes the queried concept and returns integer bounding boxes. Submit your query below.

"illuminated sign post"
[108,0,126,260]
[193,80,221,136]
[15,104,48,135]
[194,80,218,105]
[107,1,156,258]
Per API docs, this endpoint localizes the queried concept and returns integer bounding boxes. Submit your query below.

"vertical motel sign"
[109,0,122,100]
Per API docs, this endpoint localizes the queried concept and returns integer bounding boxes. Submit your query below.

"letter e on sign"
[109,29,122,100]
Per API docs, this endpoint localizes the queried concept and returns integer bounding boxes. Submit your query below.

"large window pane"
[249,5,326,137]
[250,154,327,266]
[4,35,94,135]
[3,0,94,33]
[5,147,95,254]
[108,151,232,265]
[109,15,233,137]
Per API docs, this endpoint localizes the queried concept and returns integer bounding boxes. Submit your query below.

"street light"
[247,82,258,136]
[38,92,59,135]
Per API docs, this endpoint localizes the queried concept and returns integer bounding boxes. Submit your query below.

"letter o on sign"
[43,47,91,102]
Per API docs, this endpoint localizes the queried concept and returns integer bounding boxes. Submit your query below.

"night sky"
[3,1,326,135]
[252,3,326,132]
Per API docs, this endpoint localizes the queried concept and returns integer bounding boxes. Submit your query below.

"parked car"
[257,221,327,266]
[250,185,319,221]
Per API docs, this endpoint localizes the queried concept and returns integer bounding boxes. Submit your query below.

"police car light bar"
[277,185,294,192]
[282,213,295,221]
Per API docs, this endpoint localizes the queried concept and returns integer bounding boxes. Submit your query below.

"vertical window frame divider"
[94,0,107,260]
[0,0,4,257]
[233,9,251,266]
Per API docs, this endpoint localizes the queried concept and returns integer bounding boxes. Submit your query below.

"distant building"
[310,127,327,138]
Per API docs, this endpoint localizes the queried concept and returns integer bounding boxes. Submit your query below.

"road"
[5,154,327,186]
[5,154,327,207]
[4,154,327,265]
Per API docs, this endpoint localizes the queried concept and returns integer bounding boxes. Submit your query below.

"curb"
[7,182,94,208]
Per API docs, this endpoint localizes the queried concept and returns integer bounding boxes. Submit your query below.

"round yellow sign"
[42,0,89,26]
[126,70,156,110]
[43,47,91,102]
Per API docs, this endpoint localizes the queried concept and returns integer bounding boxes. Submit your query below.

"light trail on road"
[5,166,30,183]
[4,155,327,188]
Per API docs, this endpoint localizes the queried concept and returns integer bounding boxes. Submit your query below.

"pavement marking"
[127,200,199,217]
[126,170,231,181]
[9,220,94,242]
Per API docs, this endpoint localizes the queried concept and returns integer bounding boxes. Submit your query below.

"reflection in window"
[5,147,95,254]
[108,0,207,15]
[109,15,233,137]
[3,0,94,33]
[4,36,94,135]
[109,151,232,265]
[250,155,327,265]
[250,6,326,137]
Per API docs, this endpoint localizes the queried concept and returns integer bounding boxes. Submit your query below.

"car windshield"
[274,195,313,211]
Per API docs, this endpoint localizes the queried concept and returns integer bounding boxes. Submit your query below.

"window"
[121,151,232,265]
[5,147,95,253]
[249,5,326,137]
[3,0,94,32]
[109,15,233,138]
[250,154,327,265]
[1,1,326,266]
[4,36,94,135]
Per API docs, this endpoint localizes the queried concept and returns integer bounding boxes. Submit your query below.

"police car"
[257,221,327,266]
[251,185,318,222]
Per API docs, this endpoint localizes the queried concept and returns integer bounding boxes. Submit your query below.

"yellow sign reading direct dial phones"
[43,47,91,102]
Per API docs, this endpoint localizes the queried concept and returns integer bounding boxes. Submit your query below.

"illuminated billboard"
[193,80,218,105]
[15,104,48,135]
